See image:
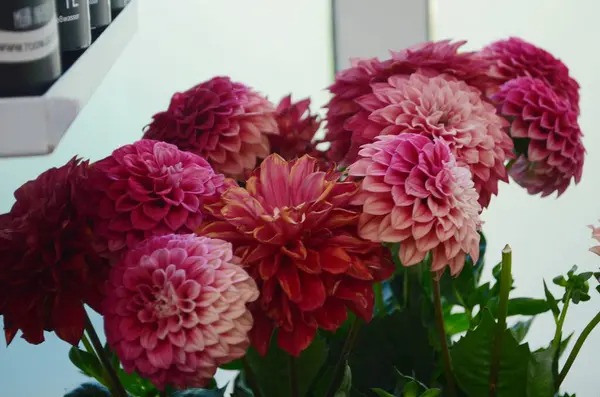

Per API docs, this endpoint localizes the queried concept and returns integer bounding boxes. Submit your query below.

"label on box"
[0,16,59,63]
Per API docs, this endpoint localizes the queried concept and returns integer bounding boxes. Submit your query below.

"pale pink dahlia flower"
[347,72,513,208]
[89,140,232,259]
[493,77,584,197]
[144,76,278,178]
[324,40,495,163]
[103,234,259,390]
[348,134,482,276]
[589,223,600,256]
[482,37,580,113]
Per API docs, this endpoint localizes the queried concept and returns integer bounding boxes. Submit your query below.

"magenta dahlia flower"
[347,72,513,208]
[103,234,258,390]
[89,140,231,259]
[348,134,482,276]
[324,40,495,164]
[269,95,322,161]
[0,158,109,346]
[482,37,580,113]
[493,77,584,197]
[199,154,394,356]
[143,76,278,178]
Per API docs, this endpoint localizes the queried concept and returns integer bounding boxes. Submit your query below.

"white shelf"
[0,0,138,158]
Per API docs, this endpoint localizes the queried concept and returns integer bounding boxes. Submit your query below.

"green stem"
[289,355,299,397]
[556,311,600,389]
[489,245,512,397]
[84,312,128,397]
[552,289,572,352]
[432,276,457,397]
[374,282,385,315]
[81,333,95,357]
[325,318,363,397]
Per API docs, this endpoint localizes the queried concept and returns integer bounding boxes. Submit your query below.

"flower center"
[153,285,179,319]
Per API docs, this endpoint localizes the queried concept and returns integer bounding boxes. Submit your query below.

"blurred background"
[0,0,598,395]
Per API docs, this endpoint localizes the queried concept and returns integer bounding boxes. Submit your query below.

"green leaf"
[403,381,420,397]
[64,383,111,397]
[507,298,550,316]
[244,334,328,397]
[372,389,395,397]
[511,319,534,343]
[230,372,255,397]
[343,309,435,396]
[451,310,530,397]
[69,347,106,386]
[117,369,158,397]
[543,281,560,318]
[526,346,555,397]
[171,388,226,397]
[333,365,352,397]
[558,333,574,359]
[444,312,470,336]
[420,391,441,397]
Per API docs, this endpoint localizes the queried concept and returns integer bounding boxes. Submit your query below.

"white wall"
[434,1,600,395]
[0,1,333,396]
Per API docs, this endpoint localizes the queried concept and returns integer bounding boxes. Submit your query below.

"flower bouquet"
[1,38,597,397]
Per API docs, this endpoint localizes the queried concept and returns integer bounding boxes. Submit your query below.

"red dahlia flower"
[482,37,580,113]
[348,134,482,276]
[0,158,109,346]
[324,40,495,164]
[346,72,513,208]
[493,77,584,197]
[269,95,322,160]
[198,154,394,356]
[143,76,279,178]
[89,140,232,259]
[103,234,258,390]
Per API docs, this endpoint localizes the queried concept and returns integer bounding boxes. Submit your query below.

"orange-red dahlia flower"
[198,154,394,356]
[0,158,109,346]
[143,76,279,178]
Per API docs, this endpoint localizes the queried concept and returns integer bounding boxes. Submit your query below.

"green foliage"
[171,388,226,397]
[553,266,593,304]
[69,347,107,387]
[511,319,535,343]
[526,346,556,397]
[244,334,328,397]
[451,310,530,397]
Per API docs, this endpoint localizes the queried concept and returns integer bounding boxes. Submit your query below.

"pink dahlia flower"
[199,154,394,356]
[493,77,584,197]
[589,223,600,256]
[482,37,580,113]
[143,76,279,178]
[348,134,482,276]
[103,234,258,390]
[347,72,513,208]
[269,95,323,161]
[324,40,495,163]
[89,140,232,259]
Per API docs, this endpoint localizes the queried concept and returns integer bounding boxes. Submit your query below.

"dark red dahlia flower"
[269,95,322,160]
[143,76,279,178]
[493,77,584,196]
[198,154,394,356]
[0,158,109,346]
[324,40,496,164]
[88,140,232,260]
[482,37,580,113]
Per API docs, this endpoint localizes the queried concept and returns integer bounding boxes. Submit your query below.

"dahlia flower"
[103,234,258,390]
[269,95,322,160]
[589,223,600,256]
[0,158,109,346]
[482,37,580,113]
[324,40,495,164]
[143,76,279,178]
[199,154,394,356]
[348,134,482,276]
[89,140,231,259]
[493,77,584,197]
[347,72,513,208]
